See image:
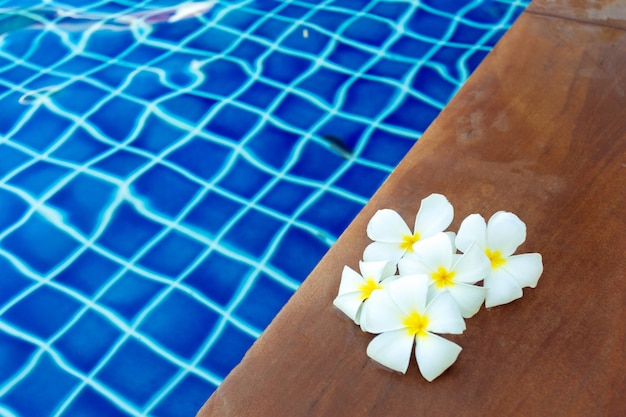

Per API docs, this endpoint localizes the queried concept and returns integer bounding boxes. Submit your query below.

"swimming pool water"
[0,0,528,415]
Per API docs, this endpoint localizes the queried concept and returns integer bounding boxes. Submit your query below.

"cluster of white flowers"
[333,193,543,382]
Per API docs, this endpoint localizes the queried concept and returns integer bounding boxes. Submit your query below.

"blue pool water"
[0,0,528,415]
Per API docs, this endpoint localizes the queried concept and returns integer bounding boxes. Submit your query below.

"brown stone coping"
[197,5,626,417]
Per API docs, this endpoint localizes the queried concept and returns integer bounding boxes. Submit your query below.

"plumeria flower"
[455,212,543,308]
[363,193,454,264]
[333,260,396,330]
[363,274,465,381]
[398,232,490,318]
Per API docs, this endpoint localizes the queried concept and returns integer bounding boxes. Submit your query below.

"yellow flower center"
[403,311,429,338]
[485,248,506,269]
[358,277,383,301]
[399,232,420,253]
[431,266,456,288]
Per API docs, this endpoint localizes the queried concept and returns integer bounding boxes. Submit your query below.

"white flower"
[398,233,489,318]
[363,193,454,264]
[455,212,543,308]
[333,260,396,330]
[363,275,465,381]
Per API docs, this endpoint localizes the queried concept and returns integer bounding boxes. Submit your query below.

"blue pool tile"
[343,16,395,48]
[91,63,137,89]
[218,9,259,31]
[54,55,104,75]
[261,50,313,85]
[389,35,434,59]
[466,1,515,24]
[95,338,179,408]
[281,26,332,56]
[49,127,112,164]
[1,353,80,417]
[149,373,217,417]
[407,8,452,40]
[2,285,82,339]
[383,95,441,133]
[6,160,71,197]
[365,57,413,80]
[342,78,400,118]
[138,290,220,360]
[0,188,29,231]
[9,106,73,153]
[308,9,350,31]
[245,122,300,170]
[276,3,310,18]
[421,0,465,14]
[204,104,260,142]
[54,309,123,373]
[259,179,315,216]
[166,138,233,180]
[412,65,457,104]
[316,115,367,149]
[58,386,129,417]
[371,1,411,20]
[288,141,344,182]
[182,191,243,238]
[233,273,294,329]
[0,92,27,135]
[93,149,150,178]
[131,163,202,218]
[84,30,135,58]
[252,17,292,42]
[183,251,252,307]
[360,128,415,166]
[430,45,467,80]
[0,146,30,178]
[0,329,37,382]
[122,70,172,101]
[159,94,217,125]
[273,93,326,131]
[450,22,491,46]
[229,38,269,69]
[297,67,351,106]
[269,227,330,283]
[335,163,389,199]
[0,62,38,85]
[88,97,145,142]
[197,59,249,97]
[327,41,373,72]
[187,27,239,54]
[130,113,190,154]
[222,208,284,258]
[299,192,363,235]
[147,17,206,44]
[200,323,256,379]
[236,81,282,110]
[0,256,32,308]
[53,80,109,114]
[54,249,123,297]
[137,230,205,277]
[1,213,81,275]
[217,157,273,199]
[99,271,167,323]
[118,43,167,66]
[465,49,490,74]
[95,202,164,259]
[47,173,117,236]
[28,31,70,67]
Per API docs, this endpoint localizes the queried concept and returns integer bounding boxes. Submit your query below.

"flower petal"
[425,292,466,334]
[452,242,491,284]
[484,268,523,307]
[366,209,412,242]
[337,265,365,295]
[487,211,527,257]
[456,213,487,253]
[359,260,396,283]
[415,333,462,382]
[397,256,431,276]
[446,282,487,318]
[367,330,415,374]
[387,274,429,316]
[361,288,405,333]
[363,241,404,263]
[411,232,454,271]
[413,194,454,238]
[503,253,543,288]
[333,292,363,324]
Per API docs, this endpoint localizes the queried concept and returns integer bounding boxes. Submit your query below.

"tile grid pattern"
[0,0,528,415]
